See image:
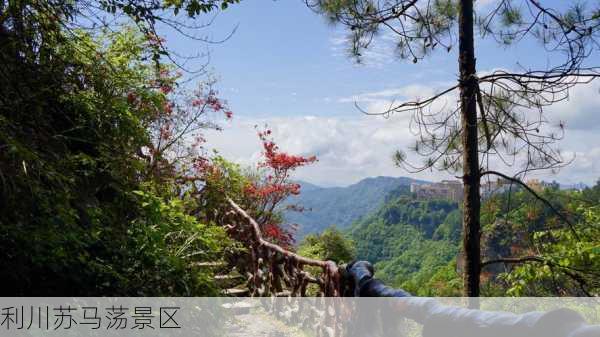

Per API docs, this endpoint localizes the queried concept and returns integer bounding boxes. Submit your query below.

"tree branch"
[480,170,579,239]
[482,255,593,296]
[481,255,544,267]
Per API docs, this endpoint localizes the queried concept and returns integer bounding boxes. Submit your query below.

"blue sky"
[161,0,600,186]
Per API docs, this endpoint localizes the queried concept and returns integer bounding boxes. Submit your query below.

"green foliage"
[415,260,462,296]
[378,197,458,238]
[476,183,600,296]
[500,7,523,26]
[0,14,232,294]
[499,203,600,296]
[376,238,459,295]
[197,156,252,219]
[347,181,600,296]
[351,196,459,246]
[123,187,229,295]
[433,209,461,241]
[313,0,458,62]
[347,193,461,293]
[158,0,240,16]
[433,0,457,21]
[298,226,356,264]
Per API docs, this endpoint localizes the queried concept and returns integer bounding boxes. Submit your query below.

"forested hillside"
[348,193,462,295]
[346,182,600,296]
[283,176,425,238]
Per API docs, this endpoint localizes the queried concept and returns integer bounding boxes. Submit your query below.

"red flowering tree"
[243,127,317,246]
[190,129,316,247]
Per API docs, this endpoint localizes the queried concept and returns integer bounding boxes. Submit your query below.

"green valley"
[283,176,425,238]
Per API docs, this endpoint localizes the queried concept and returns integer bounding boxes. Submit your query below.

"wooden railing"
[224,198,343,297]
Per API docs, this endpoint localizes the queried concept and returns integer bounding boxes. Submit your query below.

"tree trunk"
[458,0,481,297]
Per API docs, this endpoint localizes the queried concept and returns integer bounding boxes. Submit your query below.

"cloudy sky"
[163,0,600,187]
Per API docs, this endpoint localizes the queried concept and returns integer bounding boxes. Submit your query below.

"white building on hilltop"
[412,178,518,202]
[410,180,463,202]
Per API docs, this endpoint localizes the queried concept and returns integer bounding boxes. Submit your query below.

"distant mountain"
[290,180,322,192]
[283,176,427,239]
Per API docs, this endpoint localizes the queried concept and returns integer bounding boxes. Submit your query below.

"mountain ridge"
[283,176,429,239]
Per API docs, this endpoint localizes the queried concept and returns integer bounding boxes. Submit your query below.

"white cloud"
[204,81,600,187]
[204,113,443,186]
[338,85,436,103]
[547,80,600,130]
[329,31,399,69]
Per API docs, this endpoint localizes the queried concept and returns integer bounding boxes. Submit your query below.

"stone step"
[194,261,226,267]
[221,300,257,314]
[223,288,250,296]
[214,274,244,280]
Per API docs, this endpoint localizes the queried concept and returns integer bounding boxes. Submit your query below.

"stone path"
[224,310,308,337]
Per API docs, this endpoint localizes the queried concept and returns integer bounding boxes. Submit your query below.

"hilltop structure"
[481,178,513,198]
[411,178,520,201]
[410,180,463,202]
[525,179,558,192]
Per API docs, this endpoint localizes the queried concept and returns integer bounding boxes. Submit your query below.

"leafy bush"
[298,226,356,264]
[0,22,232,294]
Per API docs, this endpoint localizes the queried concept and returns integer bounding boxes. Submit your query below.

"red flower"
[163,101,174,115]
[160,85,173,94]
